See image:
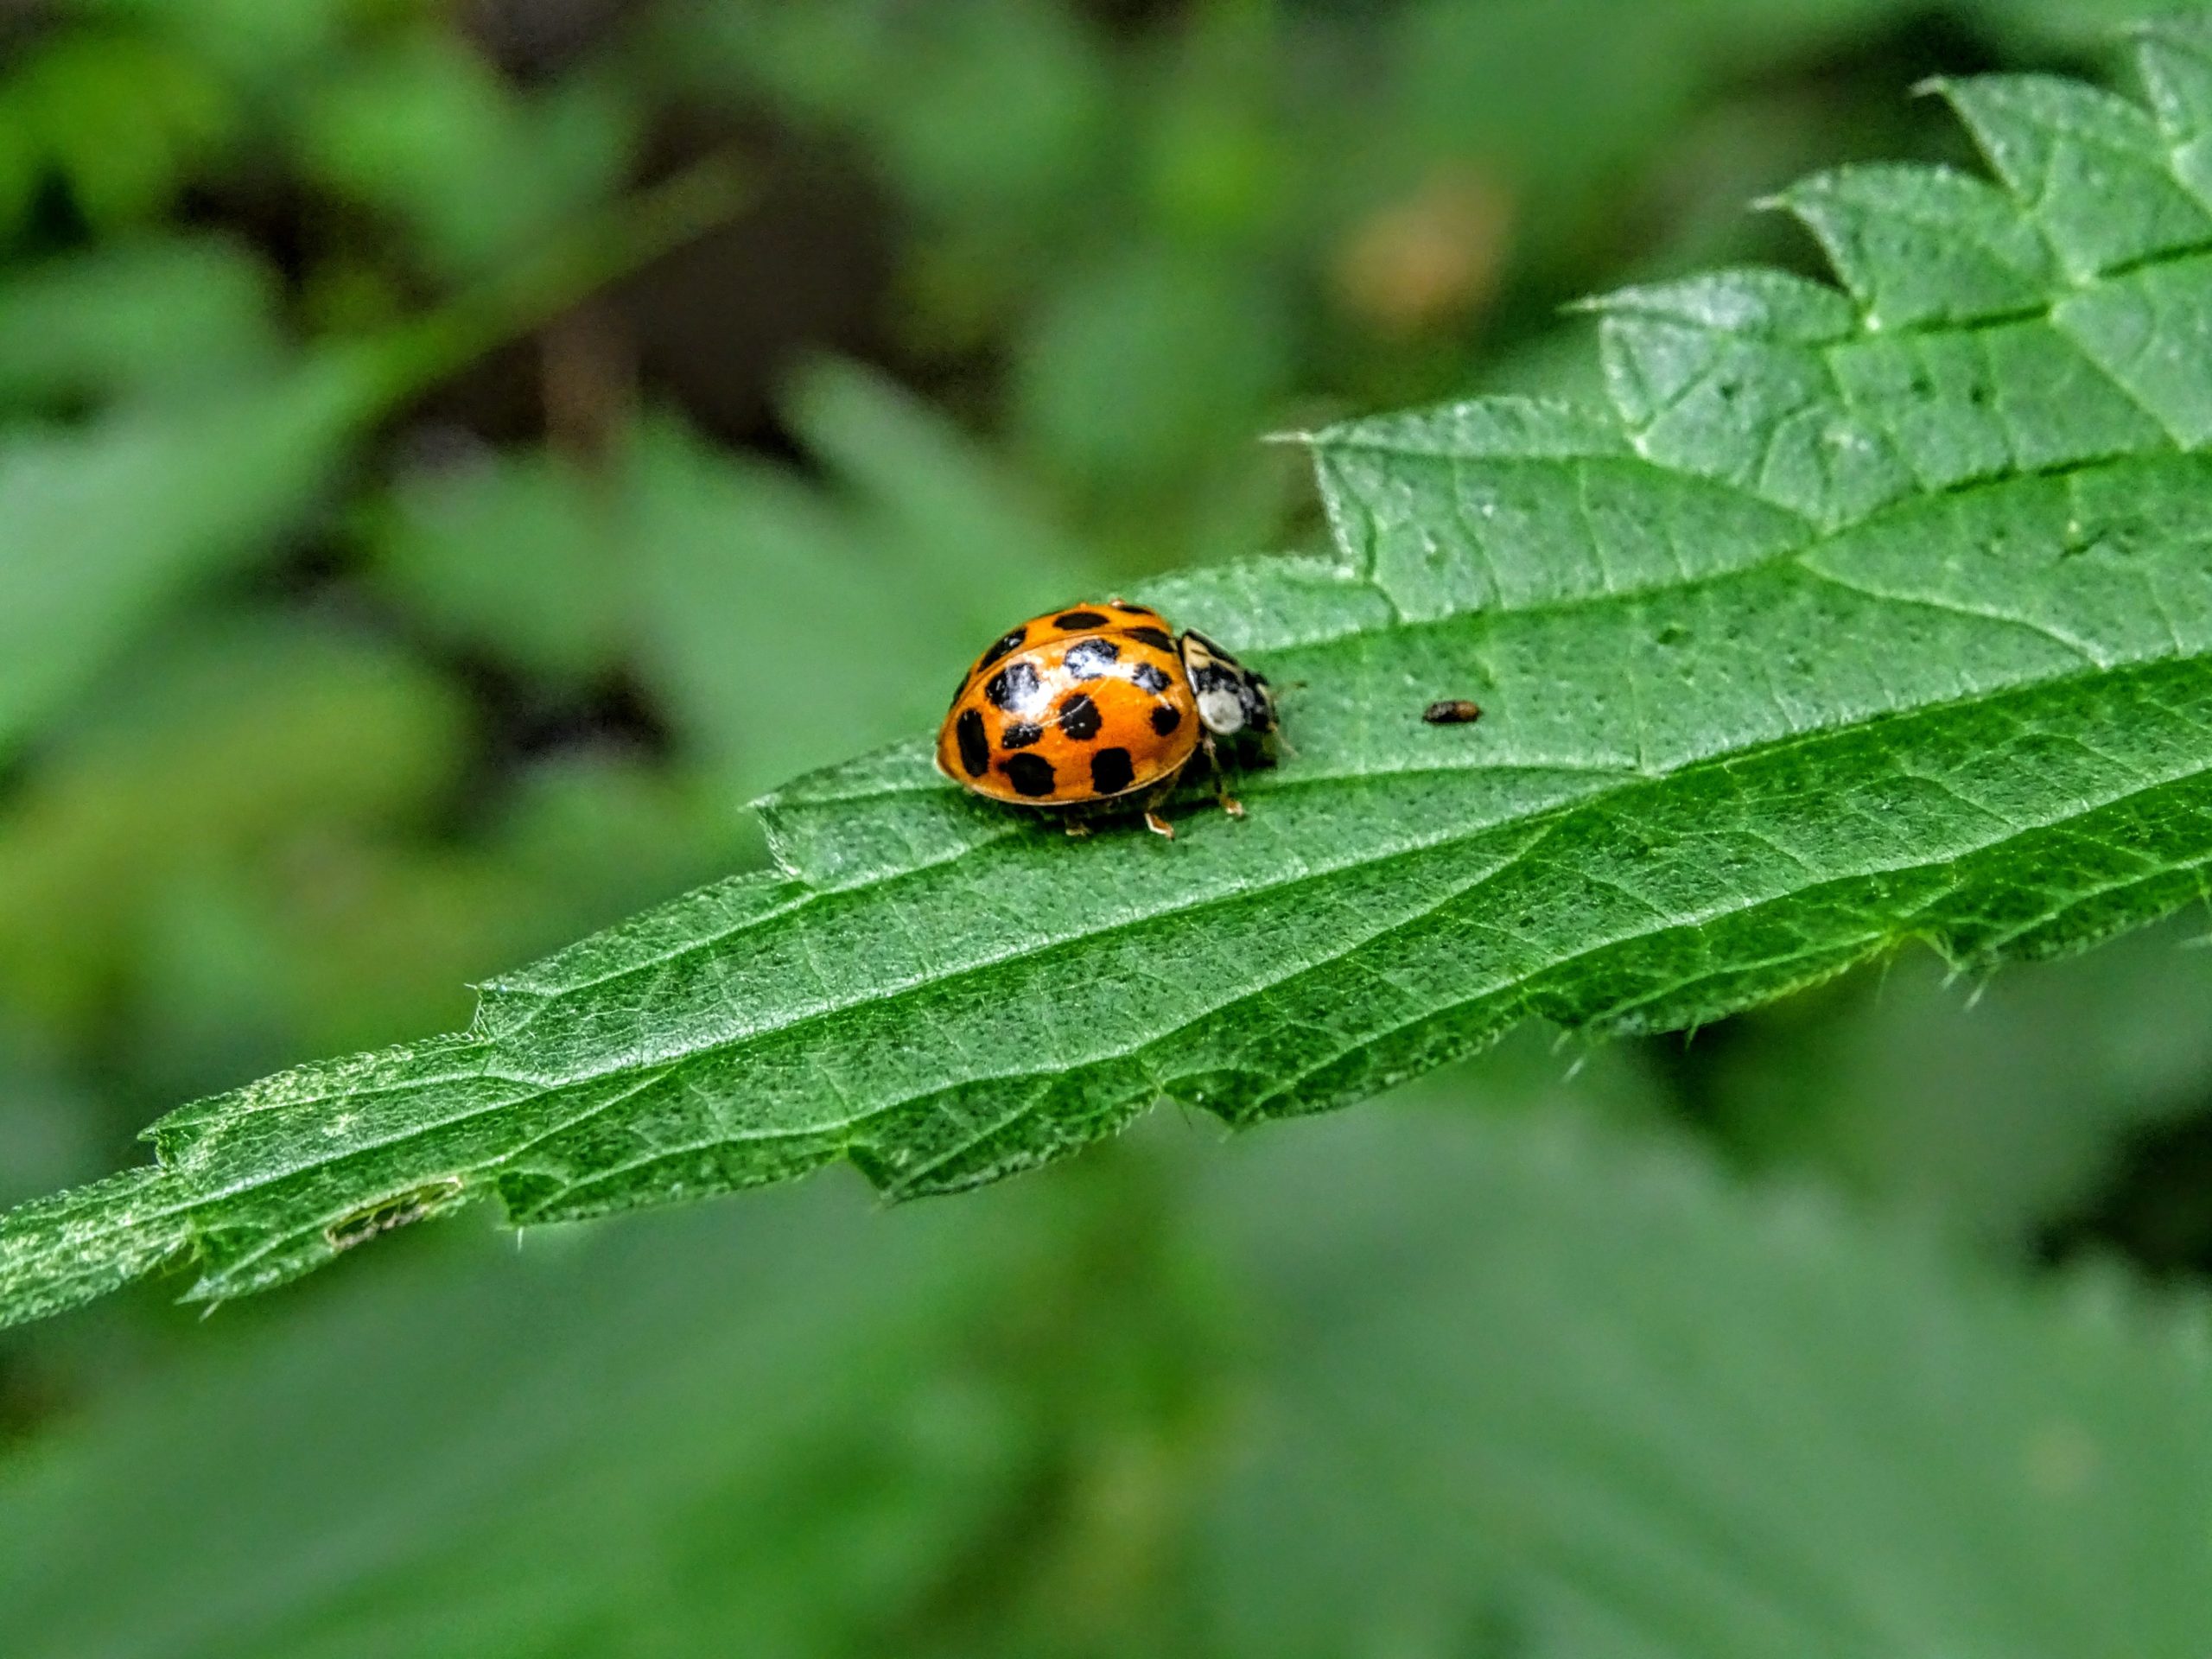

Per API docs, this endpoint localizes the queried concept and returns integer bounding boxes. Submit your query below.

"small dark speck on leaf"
[1423,698,1483,725]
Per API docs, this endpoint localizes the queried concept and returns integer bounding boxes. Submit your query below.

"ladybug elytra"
[935,601,1276,839]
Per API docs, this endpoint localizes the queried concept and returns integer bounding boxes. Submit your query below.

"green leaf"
[365,440,634,685]
[1013,246,1294,496]
[0,238,355,759]
[4,28,240,233]
[0,614,471,1039]
[13,35,2212,1328]
[658,0,1113,223]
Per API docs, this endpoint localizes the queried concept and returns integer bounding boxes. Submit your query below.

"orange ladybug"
[936,600,1277,838]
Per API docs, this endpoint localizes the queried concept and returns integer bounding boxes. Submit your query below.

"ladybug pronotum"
[935,600,1277,839]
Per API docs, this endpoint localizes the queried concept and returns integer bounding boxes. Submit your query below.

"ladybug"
[936,600,1276,838]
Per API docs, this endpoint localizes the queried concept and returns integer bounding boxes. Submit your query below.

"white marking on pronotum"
[1198,688,1246,733]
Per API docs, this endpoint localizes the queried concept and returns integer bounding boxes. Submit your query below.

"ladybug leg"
[1063,818,1092,838]
[1143,810,1176,840]
[1196,730,1245,817]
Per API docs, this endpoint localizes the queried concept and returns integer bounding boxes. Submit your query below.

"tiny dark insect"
[1422,698,1483,725]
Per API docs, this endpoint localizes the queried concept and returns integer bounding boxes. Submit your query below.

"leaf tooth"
[1580,268,1856,343]
[1775,162,2058,331]
[2134,19,2212,213]
[1935,73,2212,280]
[1592,275,1910,530]
[2133,16,2212,141]
[1309,395,1626,463]
[1317,404,1806,623]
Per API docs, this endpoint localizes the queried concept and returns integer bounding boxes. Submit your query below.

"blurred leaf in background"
[0,20,239,238]
[0,304,385,764]
[297,29,639,285]
[1701,919,2212,1257]
[1202,1084,2212,1658]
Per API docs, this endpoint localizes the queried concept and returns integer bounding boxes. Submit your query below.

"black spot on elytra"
[1090,747,1135,796]
[1117,602,1160,616]
[1001,720,1044,749]
[1130,662,1170,694]
[1058,692,1102,741]
[1002,753,1057,797]
[1053,608,1109,630]
[1063,637,1119,679]
[1150,703,1182,735]
[955,709,989,777]
[987,659,1046,713]
[1126,626,1175,652]
[978,626,1027,670]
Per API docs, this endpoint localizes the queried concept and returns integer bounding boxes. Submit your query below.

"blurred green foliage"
[5,0,2212,1650]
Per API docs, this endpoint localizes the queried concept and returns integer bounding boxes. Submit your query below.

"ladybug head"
[1179,631,1277,747]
